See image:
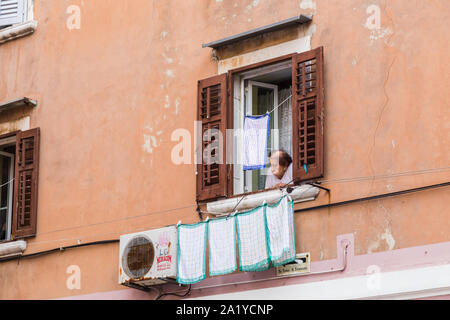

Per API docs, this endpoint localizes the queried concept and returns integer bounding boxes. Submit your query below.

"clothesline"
[0,178,14,189]
[202,182,313,218]
[177,194,296,284]
[267,94,292,115]
[179,192,293,227]
[245,94,292,117]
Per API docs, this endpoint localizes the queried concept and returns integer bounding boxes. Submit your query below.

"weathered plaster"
[0,0,448,299]
[218,36,311,74]
[0,116,30,134]
[299,0,316,11]
[0,0,36,45]
[60,235,450,300]
[368,227,396,254]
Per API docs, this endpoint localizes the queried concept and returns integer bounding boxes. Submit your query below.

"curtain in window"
[279,87,293,158]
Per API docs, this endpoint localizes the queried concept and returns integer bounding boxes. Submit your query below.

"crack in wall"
[368,55,397,187]
[372,55,396,177]
[363,3,401,248]
[366,0,399,195]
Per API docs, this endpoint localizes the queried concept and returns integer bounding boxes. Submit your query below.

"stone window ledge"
[206,184,320,216]
[0,20,38,45]
[0,240,27,259]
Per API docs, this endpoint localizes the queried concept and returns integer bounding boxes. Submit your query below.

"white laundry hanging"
[177,222,208,284]
[243,114,270,171]
[235,205,270,271]
[265,195,296,267]
[208,216,237,276]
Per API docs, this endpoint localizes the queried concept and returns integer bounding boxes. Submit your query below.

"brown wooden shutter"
[12,128,40,239]
[196,74,228,202]
[292,47,324,183]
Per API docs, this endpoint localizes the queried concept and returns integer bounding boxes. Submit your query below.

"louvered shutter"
[0,0,26,27]
[197,74,228,202]
[292,47,324,182]
[12,128,40,239]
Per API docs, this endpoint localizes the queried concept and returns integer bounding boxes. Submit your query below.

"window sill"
[0,20,38,45]
[206,184,320,216]
[0,240,27,259]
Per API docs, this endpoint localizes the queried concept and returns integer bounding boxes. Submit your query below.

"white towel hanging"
[265,196,296,266]
[208,216,237,276]
[177,222,208,284]
[243,114,271,171]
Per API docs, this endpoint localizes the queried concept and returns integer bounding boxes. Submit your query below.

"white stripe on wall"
[190,263,450,300]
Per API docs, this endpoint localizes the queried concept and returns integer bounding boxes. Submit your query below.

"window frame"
[0,128,40,242]
[197,48,324,203]
[226,53,297,199]
[0,151,15,241]
[242,80,280,194]
[0,132,17,242]
[0,0,37,45]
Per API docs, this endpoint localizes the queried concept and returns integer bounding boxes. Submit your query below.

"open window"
[232,60,292,195]
[0,135,15,241]
[0,128,40,241]
[196,48,324,203]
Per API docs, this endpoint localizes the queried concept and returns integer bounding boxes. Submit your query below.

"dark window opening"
[0,142,16,241]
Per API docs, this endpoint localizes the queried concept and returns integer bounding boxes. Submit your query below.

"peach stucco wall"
[0,0,448,299]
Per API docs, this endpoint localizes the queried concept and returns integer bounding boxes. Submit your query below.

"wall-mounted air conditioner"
[119,226,177,287]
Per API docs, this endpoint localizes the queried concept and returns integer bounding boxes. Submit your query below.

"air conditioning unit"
[119,226,178,287]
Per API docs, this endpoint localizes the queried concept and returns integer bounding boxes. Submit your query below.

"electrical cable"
[318,166,450,185]
[294,181,450,214]
[191,243,349,292]
[27,166,449,238]
[0,239,119,263]
[6,185,309,259]
[2,180,447,262]
[34,204,196,238]
[155,284,191,300]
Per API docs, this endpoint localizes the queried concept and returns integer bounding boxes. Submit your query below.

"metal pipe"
[190,244,349,292]
[0,239,119,262]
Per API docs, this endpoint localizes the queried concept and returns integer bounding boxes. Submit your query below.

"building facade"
[0,0,449,300]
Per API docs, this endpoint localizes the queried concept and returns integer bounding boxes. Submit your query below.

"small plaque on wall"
[276,252,310,276]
